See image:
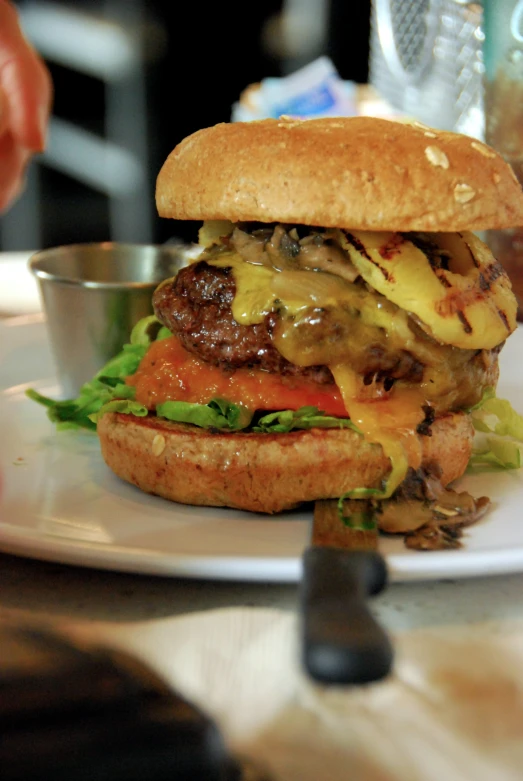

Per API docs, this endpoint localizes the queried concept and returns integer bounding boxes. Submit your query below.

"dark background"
[1,0,371,250]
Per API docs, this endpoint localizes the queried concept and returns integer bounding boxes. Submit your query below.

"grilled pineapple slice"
[341,230,517,349]
[198,220,234,248]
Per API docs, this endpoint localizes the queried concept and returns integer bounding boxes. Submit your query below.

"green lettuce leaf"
[129,315,172,346]
[470,392,523,440]
[156,398,253,431]
[468,437,522,470]
[26,376,138,432]
[89,399,148,423]
[337,499,378,531]
[466,387,523,471]
[253,406,359,433]
[467,386,496,412]
[26,316,167,431]
[94,342,148,379]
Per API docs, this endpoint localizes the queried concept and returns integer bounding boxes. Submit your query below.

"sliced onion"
[271,269,349,305]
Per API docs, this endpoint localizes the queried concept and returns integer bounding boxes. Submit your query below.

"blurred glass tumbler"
[483,0,523,319]
[29,242,190,398]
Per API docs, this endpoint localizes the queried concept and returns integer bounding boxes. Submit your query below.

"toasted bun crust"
[156,117,523,232]
[97,411,474,514]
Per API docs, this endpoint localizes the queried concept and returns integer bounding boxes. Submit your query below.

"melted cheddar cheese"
[203,250,493,495]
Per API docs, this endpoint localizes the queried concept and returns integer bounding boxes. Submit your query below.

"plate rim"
[2,316,523,583]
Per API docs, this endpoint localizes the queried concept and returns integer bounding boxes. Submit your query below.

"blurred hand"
[0,0,52,212]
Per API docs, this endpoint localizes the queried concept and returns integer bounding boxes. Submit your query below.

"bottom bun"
[97,411,475,514]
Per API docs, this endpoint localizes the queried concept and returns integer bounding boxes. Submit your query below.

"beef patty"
[153,260,424,386]
[153,261,332,383]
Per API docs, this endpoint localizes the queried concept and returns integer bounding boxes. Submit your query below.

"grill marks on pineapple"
[464,238,481,269]
[457,310,473,334]
[478,273,490,291]
[377,234,405,260]
[457,239,510,333]
[497,307,511,332]
[405,233,452,271]
[467,238,492,294]
[343,233,371,261]
[344,231,492,338]
[479,258,505,286]
[344,232,395,282]
[437,274,452,289]
[386,232,502,339]
[397,233,506,337]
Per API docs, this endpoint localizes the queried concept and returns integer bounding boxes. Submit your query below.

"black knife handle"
[301,546,393,685]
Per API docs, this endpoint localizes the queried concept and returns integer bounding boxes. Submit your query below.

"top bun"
[156,116,523,232]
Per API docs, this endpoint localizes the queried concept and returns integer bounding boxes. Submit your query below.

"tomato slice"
[127,336,348,417]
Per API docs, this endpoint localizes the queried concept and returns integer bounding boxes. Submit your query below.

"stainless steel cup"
[29,241,192,398]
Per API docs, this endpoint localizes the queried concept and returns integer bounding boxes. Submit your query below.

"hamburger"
[30,117,523,546]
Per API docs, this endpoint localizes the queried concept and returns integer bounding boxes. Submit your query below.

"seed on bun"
[156,116,523,231]
[98,410,475,515]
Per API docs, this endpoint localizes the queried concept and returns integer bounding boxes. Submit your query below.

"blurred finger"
[0,84,9,136]
[0,131,31,212]
[1,53,52,151]
[0,2,53,151]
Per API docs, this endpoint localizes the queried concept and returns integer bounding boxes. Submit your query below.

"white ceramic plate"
[2,314,523,583]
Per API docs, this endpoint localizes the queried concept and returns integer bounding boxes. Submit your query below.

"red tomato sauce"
[127,336,348,417]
